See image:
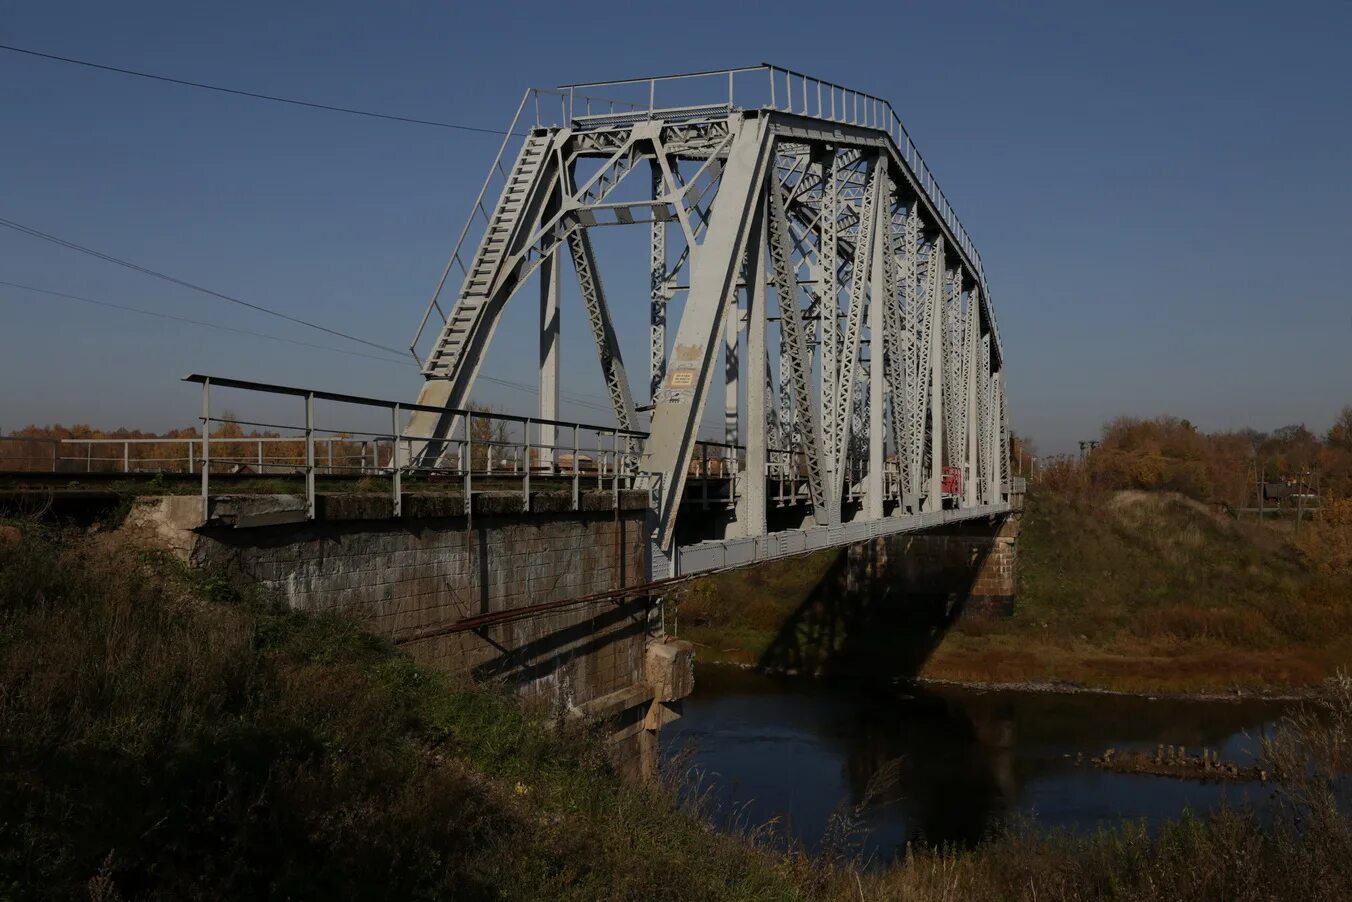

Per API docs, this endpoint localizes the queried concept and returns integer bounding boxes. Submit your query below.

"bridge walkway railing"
[178,374,658,523]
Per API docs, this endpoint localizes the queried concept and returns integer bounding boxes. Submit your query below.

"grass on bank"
[4,524,1352,900]
[927,489,1352,693]
[677,488,1352,694]
[0,525,799,900]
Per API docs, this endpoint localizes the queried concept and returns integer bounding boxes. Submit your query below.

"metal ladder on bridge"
[423,131,553,378]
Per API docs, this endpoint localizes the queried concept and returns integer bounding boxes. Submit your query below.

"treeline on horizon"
[0,406,511,473]
[1021,405,1352,508]
[0,420,327,472]
[6,406,1352,504]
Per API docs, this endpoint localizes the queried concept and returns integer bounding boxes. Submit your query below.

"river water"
[661,665,1292,860]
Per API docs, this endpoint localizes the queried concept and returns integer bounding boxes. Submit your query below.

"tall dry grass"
[5,525,1352,900]
[0,526,799,900]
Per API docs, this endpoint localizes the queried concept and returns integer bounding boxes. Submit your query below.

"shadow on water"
[664,666,1292,861]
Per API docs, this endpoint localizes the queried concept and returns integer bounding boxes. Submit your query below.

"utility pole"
[1294,468,1310,537]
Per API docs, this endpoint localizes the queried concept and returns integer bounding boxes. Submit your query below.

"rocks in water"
[1081,744,1266,782]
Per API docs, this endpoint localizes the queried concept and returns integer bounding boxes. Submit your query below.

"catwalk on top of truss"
[404,65,1010,568]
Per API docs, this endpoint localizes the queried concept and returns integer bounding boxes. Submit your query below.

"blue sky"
[2,0,1349,451]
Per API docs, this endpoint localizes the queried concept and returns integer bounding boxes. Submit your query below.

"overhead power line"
[476,374,612,414]
[0,43,510,136]
[0,280,411,366]
[0,216,407,357]
[1,279,614,414]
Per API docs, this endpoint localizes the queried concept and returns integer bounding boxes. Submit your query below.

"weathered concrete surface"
[125,491,691,774]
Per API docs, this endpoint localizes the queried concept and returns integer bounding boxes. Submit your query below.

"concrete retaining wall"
[126,492,692,775]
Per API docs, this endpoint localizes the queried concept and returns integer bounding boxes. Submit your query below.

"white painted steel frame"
[406,66,1010,565]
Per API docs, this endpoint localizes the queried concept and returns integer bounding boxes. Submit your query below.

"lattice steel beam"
[767,167,828,521]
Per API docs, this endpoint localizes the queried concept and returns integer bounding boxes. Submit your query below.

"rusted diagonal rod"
[394,574,693,642]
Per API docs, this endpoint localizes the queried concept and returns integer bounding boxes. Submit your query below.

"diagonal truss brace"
[766,166,828,522]
[565,229,637,434]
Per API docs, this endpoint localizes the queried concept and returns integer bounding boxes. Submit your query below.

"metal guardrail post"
[612,429,620,509]
[464,411,473,519]
[523,417,532,512]
[304,392,315,519]
[123,441,129,473]
[701,444,709,510]
[391,404,402,517]
[571,427,580,511]
[257,440,264,472]
[51,440,58,472]
[200,378,210,520]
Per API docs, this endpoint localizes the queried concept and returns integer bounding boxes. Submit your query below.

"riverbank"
[925,488,1352,693]
[0,526,796,898]
[676,488,1352,696]
[3,524,1351,899]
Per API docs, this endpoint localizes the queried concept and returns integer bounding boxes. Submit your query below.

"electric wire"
[0,280,411,366]
[0,44,618,415]
[1,280,615,414]
[0,216,407,357]
[0,43,510,136]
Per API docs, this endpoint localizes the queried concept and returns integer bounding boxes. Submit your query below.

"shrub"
[1296,498,1352,575]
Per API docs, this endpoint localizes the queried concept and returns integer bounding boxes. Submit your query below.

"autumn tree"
[1329,406,1352,453]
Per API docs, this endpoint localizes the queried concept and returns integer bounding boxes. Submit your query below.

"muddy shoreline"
[909,675,1319,703]
[704,659,1320,703]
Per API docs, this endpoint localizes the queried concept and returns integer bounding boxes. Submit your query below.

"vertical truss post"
[649,159,667,402]
[866,165,891,520]
[925,238,946,510]
[736,203,768,537]
[900,207,925,508]
[776,330,792,449]
[998,369,1010,499]
[539,244,560,467]
[943,269,966,469]
[818,148,840,503]
[978,331,994,504]
[645,115,772,549]
[767,167,828,522]
[964,286,981,506]
[724,285,740,446]
[881,201,907,511]
[830,156,880,519]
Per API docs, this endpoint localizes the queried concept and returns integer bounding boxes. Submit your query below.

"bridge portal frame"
[407,64,1011,577]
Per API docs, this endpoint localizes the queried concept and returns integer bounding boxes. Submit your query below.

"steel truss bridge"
[404,64,1012,578]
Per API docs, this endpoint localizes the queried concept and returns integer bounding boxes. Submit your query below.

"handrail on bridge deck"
[173,375,880,528]
[182,373,652,524]
[410,63,992,368]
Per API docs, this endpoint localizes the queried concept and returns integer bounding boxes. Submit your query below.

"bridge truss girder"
[409,106,1009,558]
